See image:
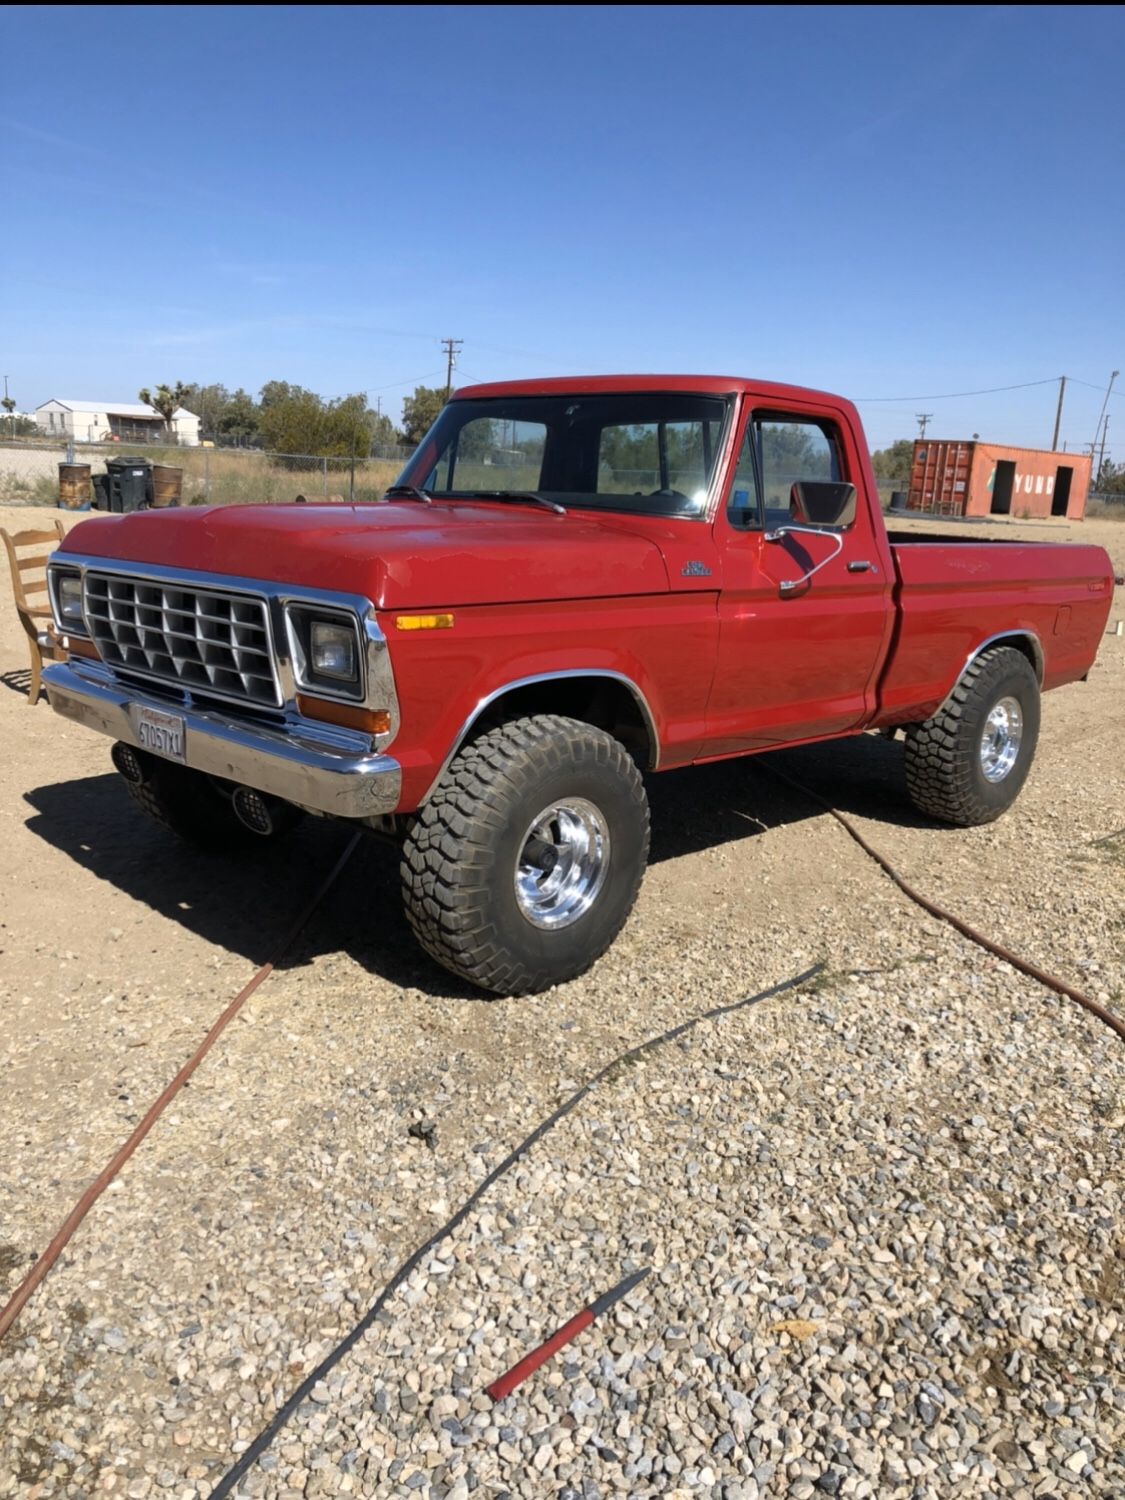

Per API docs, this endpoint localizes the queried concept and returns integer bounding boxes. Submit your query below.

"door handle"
[847,560,876,573]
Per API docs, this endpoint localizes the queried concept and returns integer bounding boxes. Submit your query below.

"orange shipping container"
[908,440,1091,521]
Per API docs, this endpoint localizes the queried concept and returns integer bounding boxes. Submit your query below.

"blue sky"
[3,4,1122,457]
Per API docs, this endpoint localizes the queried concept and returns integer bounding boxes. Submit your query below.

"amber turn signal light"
[395,613,455,631]
[296,695,392,735]
[65,636,100,661]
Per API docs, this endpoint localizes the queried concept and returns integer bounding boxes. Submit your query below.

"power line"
[855,378,1060,403]
[1066,375,1125,399]
[365,367,447,394]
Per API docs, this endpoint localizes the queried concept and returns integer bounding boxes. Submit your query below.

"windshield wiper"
[384,484,433,504]
[456,490,567,515]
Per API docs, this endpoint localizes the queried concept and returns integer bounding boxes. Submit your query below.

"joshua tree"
[138,381,191,439]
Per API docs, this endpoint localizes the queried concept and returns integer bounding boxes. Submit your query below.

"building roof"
[38,399,198,418]
[913,437,1092,464]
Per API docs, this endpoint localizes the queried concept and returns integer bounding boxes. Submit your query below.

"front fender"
[383,593,718,809]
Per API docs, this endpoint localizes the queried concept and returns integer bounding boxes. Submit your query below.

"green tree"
[4,414,38,437]
[217,388,260,443]
[1094,458,1125,495]
[258,390,379,458]
[401,385,446,446]
[368,411,399,449]
[138,381,193,439]
[259,380,314,411]
[258,390,327,454]
[180,383,226,439]
[870,439,915,487]
[177,383,262,445]
[324,394,378,459]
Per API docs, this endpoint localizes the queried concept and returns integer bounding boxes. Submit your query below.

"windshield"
[395,393,731,518]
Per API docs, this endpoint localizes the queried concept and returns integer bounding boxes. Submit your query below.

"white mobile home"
[35,399,201,447]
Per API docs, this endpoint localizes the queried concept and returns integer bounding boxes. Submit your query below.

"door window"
[756,416,844,528]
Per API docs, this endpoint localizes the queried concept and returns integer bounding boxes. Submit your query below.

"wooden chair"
[1,520,67,705]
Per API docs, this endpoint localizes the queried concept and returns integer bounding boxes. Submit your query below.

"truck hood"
[59,501,672,608]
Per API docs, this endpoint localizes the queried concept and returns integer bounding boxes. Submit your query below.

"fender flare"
[935,629,1044,717]
[419,668,660,804]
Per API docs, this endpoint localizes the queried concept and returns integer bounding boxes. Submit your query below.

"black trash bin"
[889,490,908,512]
[104,455,153,513]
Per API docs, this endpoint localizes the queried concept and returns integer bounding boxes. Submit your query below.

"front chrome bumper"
[43,659,402,819]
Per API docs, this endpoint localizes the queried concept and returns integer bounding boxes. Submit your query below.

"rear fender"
[934,630,1044,716]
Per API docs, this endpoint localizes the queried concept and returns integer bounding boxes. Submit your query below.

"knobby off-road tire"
[401,715,650,996]
[121,754,284,852]
[904,646,1041,827]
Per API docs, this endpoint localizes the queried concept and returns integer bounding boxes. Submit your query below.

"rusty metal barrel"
[151,464,184,508]
[58,463,92,510]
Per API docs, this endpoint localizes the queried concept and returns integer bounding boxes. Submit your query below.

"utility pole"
[2,374,12,440]
[1092,369,1119,464]
[1051,374,1066,451]
[441,338,463,400]
[916,412,933,439]
[1096,414,1109,488]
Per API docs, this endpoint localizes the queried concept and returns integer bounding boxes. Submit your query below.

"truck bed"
[875,535,1114,725]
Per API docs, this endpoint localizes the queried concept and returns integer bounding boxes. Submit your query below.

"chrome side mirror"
[789,481,857,528]
[764,524,846,593]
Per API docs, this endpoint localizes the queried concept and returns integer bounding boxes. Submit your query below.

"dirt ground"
[0,501,1122,1496]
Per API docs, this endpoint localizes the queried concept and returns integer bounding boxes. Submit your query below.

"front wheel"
[401,715,650,995]
[904,646,1041,826]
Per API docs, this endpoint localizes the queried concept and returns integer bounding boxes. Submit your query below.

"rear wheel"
[904,646,1040,826]
[401,715,650,995]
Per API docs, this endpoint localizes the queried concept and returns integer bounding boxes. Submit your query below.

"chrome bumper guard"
[43,659,402,819]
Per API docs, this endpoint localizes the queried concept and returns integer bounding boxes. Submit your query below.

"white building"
[35,399,201,447]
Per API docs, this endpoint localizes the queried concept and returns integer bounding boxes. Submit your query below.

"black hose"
[208,962,823,1495]
[761,761,1125,1044]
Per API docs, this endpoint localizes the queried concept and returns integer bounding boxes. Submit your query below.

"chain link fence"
[5,439,1120,520]
[0,441,405,508]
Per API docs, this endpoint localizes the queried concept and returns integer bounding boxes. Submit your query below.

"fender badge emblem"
[681,560,712,577]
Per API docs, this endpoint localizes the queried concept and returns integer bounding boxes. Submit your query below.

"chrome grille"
[84,573,281,708]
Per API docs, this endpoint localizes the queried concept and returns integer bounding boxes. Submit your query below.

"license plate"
[135,705,186,763]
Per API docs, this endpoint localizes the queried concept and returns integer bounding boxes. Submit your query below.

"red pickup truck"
[44,376,1115,995]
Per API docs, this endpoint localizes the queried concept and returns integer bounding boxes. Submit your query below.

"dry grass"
[0,445,403,509]
[74,446,404,508]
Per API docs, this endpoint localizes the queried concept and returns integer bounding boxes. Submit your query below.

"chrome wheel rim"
[514,799,611,930]
[980,696,1023,782]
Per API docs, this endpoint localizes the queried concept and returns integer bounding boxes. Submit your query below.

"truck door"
[705,405,893,754]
